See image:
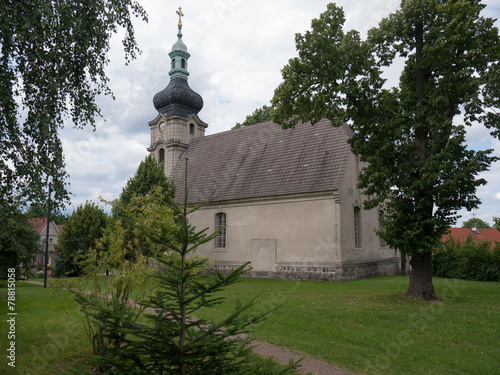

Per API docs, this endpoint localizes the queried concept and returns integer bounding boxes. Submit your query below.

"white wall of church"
[187,193,343,270]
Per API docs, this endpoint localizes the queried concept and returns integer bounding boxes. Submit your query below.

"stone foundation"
[208,258,401,282]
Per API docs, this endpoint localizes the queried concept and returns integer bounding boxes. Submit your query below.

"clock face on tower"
[159,122,166,132]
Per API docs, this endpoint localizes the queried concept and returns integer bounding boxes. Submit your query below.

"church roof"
[170,118,353,204]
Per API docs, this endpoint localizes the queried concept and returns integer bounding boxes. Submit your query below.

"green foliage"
[118,154,175,208]
[107,154,177,261]
[492,216,499,230]
[73,163,299,374]
[54,254,71,278]
[233,105,273,129]
[0,0,147,210]
[433,237,500,281]
[462,217,491,228]
[55,201,108,276]
[0,204,41,279]
[271,1,500,297]
[103,186,178,262]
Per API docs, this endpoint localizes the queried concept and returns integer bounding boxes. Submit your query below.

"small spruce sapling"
[76,160,300,374]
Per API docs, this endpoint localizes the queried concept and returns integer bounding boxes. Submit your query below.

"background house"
[442,228,500,248]
[29,218,63,266]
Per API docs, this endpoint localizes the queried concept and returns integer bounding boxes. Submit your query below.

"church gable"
[170,118,353,204]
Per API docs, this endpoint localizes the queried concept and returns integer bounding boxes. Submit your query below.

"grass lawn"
[194,276,500,375]
[1,276,498,374]
[0,282,92,374]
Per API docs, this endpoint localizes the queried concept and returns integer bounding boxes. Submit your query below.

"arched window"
[181,58,186,69]
[171,58,176,69]
[354,207,361,248]
[379,210,386,247]
[215,213,226,248]
[159,148,165,164]
[189,124,195,135]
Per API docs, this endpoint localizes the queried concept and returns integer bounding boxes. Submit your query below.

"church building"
[147,10,400,281]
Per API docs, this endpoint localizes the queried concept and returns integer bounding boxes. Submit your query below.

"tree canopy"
[272,1,500,299]
[118,154,175,208]
[232,105,272,129]
[0,207,41,280]
[101,155,176,262]
[462,217,491,228]
[56,201,108,275]
[0,0,147,211]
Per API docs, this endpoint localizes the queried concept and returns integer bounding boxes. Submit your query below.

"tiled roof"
[28,218,64,234]
[29,218,47,234]
[442,228,500,244]
[170,119,352,204]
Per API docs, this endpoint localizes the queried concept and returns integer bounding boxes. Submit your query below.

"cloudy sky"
[59,0,500,226]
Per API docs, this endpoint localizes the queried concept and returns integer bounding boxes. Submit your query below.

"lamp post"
[43,178,52,288]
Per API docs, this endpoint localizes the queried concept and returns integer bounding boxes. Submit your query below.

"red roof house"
[29,218,64,266]
[442,228,500,247]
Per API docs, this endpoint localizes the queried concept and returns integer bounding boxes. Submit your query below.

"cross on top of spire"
[176,6,184,28]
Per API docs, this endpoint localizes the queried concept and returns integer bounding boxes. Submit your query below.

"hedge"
[433,237,500,282]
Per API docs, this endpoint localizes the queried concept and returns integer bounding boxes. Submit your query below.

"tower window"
[159,148,165,164]
[354,206,361,248]
[181,58,185,69]
[171,58,175,69]
[215,213,226,248]
[189,124,195,135]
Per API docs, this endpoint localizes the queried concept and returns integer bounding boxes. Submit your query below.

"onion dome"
[153,7,203,118]
[153,77,203,117]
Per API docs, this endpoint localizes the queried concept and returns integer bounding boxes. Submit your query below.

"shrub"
[433,237,500,281]
[54,254,76,278]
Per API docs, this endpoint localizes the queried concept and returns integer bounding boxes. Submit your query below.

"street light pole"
[43,180,52,288]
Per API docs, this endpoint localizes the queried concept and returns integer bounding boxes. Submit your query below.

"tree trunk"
[407,251,435,300]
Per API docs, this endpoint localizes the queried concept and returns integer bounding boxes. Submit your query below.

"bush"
[433,237,500,281]
[54,254,76,278]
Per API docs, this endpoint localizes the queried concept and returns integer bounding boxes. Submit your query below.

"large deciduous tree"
[0,0,147,210]
[272,1,500,299]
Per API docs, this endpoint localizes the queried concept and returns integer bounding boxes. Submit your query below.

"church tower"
[148,7,207,176]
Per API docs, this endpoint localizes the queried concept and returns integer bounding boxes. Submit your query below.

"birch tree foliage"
[272,0,500,259]
[0,0,147,209]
